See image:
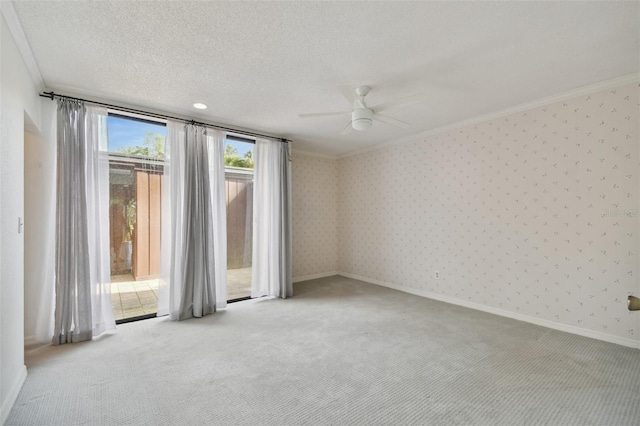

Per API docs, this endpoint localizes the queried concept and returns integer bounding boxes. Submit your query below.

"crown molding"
[339,73,640,159]
[1,1,45,91]
[291,149,338,160]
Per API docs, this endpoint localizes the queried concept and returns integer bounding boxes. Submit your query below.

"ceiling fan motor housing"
[352,108,373,130]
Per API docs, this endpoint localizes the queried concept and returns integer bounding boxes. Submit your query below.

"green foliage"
[117,132,165,159]
[116,133,254,169]
[124,199,136,241]
[225,144,254,169]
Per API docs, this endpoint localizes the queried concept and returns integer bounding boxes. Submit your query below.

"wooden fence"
[225,168,253,269]
[132,170,162,280]
[109,163,253,280]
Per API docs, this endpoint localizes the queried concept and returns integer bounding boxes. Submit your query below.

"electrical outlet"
[434,270,440,280]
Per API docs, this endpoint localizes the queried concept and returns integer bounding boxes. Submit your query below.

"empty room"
[1,1,639,425]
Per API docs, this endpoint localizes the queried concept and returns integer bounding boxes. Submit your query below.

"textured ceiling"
[12,1,640,156]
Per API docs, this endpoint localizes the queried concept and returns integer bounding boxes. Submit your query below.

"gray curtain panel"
[280,141,293,298]
[53,99,92,344]
[178,124,217,318]
[251,139,293,298]
[158,122,227,320]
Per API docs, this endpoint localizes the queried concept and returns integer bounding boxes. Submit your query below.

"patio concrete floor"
[111,267,252,321]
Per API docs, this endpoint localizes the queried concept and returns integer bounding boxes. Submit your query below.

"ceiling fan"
[299,86,429,135]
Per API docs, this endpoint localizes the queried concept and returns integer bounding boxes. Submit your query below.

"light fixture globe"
[352,108,373,131]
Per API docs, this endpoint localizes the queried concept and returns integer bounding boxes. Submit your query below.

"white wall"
[291,154,338,280]
[0,11,43,424]
[337,82,639,348]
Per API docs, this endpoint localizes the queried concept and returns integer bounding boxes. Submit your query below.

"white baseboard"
[338,272,640,350]
[24,336,36,348]
[293,271,338,283]
[0,365,27,425]
[24,336,50,351]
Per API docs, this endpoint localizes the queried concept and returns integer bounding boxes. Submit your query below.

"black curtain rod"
[40,91,290,144]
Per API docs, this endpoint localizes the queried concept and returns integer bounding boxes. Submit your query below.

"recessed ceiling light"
[193,103,207,110]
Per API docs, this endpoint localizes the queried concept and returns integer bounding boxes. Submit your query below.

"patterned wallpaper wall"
[292,154,338,278]
[337,82,639,343]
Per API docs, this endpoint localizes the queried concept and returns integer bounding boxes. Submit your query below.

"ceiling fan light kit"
[300,85,427,134]
[352,107,373,130]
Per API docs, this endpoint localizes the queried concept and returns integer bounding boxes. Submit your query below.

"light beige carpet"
[7,275,640,425]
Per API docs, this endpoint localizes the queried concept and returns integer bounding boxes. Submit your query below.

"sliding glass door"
[224,137,254,300]
[107,113,166,321]
[107,119,254,321]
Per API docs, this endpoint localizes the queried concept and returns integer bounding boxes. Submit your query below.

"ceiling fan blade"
[373,113,411,129]
[299,111,350,118]
[338,86,357,105]
[372,93,429,113]
[340,121,354,135]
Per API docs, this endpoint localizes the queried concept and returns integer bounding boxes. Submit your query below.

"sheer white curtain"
[52,100,115,344]
[158,122,227,320]
[251,139,292,299]
[31,100,56,344]
[85,106,115,336]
